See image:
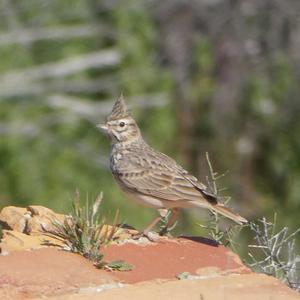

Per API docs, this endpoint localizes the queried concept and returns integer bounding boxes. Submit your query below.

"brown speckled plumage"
[98,95,247,237]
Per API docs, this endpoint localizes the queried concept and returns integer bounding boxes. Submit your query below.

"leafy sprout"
[199,152,240,245]
[104,260,134,271]
[45,191,120,266]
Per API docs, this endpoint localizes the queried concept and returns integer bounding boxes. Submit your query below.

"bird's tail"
[211,204,248,225]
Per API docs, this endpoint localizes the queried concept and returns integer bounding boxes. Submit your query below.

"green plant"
[198,154,300,291]
[158,210,178,235]
[104,260,134,271]
[198,152,239,245]
[176,272,191,280]
[46,191,120,267]
[247,215,300,291]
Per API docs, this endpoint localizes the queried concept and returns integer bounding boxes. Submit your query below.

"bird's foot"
[159,220,178,237]
[131,230,160,242]
[159,227,174,238]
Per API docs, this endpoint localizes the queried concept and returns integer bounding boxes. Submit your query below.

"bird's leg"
[143,216,162,235]
[131,208,178,241]
[142,208,169,236]
[131,215,162,241]
[159,208,180,236]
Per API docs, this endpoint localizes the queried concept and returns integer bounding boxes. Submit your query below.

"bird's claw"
[159,227,174,238]
[131,230,160,242]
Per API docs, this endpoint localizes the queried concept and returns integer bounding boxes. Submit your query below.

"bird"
[98,95,247,239]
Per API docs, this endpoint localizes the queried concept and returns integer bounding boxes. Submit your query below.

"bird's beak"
[96,123,108,131]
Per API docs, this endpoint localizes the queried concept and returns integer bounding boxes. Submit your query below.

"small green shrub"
[46,191,119,267]
[200,154,300,292]
[247,215,300,292]
[199,152,239,245]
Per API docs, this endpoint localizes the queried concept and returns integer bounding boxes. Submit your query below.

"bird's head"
[97,95,141,144]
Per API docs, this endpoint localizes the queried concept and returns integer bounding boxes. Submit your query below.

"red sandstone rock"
[0,248,116,299]
[0,205,298,300]
[101,236,250,283]
[50,273,300,300]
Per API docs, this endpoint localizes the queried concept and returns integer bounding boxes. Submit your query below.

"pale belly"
[123,190,196,209]
[128,192,168,208]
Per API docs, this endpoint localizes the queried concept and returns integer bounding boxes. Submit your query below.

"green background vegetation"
[0,1,299,249]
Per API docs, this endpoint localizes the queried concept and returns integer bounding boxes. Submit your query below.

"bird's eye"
[119,121,125,127]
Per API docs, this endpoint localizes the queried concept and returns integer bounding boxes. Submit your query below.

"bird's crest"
[107,94,131,121]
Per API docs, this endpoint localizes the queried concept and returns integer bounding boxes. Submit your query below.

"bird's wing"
[115,147,217,205]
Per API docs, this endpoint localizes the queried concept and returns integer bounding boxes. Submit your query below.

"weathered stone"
[1,204,298,299]
[27,205,59,217]
[100,236,251,284]
[0,239,298,300]
[0,206,31,232]
[0,211,298,300]
[0,248,116,299]
[26,205,65,234]
[0,229,64,252]
[50,273,300,300]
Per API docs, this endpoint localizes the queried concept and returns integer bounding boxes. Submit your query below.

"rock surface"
[100,236,250,283]
[26,205,65,234]
[0,229,64,253]
[48,273,300,300]
[0,206,30,232]
[0,205,299,299]
[0,248,116,299]
[0,205,65,235]
[0,236,299,300]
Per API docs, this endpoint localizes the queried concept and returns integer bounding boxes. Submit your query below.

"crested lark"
[98,95,247,238]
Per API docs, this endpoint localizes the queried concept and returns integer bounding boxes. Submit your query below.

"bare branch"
[46,93,169,121]
[247,217,300,291]
[0,49,121,95]
[0,25,115,46]
[0,78,115,98]
[0,93,169,135]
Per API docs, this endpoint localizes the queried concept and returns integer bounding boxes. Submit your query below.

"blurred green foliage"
[0,0,300,243]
